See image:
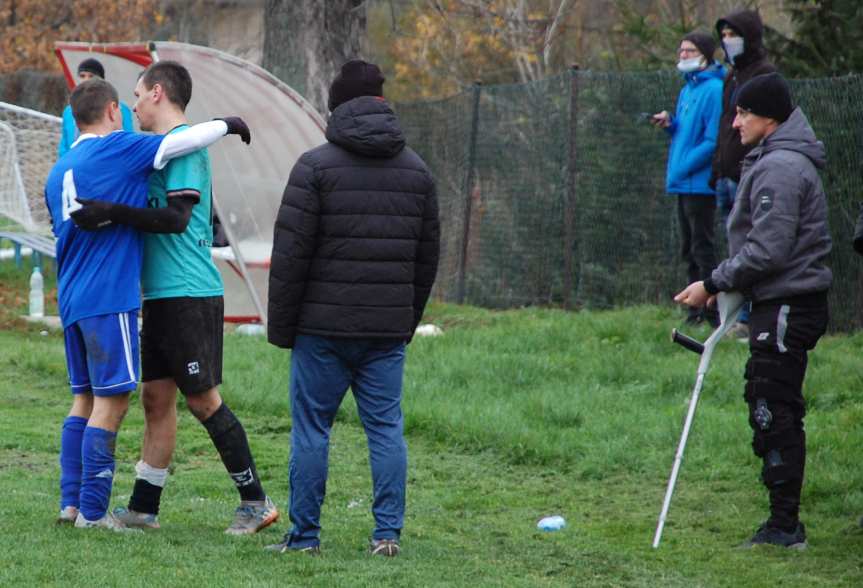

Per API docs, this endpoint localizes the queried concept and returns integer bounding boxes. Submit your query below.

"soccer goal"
[0,102,61,234]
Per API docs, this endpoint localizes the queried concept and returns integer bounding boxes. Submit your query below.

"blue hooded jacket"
[665,62,724,195]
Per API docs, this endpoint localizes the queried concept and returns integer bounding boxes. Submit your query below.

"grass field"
[1,258,862,586]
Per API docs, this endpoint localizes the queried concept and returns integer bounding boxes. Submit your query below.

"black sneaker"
[265,538,321,555]
[684,314,703,326]
[369,538,400,557]
[742,522,807,550]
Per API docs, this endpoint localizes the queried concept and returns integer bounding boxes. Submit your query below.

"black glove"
[215,117,251,145]
[70,198,115,230]
[854,202,863,256]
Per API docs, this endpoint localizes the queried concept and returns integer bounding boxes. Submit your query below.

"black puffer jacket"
[267,96,440,348]
[712,9,777,183]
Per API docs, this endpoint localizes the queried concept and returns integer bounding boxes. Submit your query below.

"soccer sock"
[128,460,169,515]
[201,403,266,502]
[59,416,87,510]
[79,426,117,521]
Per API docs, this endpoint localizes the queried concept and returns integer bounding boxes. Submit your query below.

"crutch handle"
[671,328,704,355]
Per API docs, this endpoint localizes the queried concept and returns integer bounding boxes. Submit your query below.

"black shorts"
[141,296,224,396]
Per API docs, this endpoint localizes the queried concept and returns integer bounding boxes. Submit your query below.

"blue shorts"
[63,311,139,396]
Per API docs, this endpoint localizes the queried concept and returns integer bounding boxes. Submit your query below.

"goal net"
[0,102,61,234]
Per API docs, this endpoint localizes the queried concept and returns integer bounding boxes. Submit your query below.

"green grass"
[0,258,862,585]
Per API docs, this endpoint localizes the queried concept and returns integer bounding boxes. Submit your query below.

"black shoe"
[684,314,703,326]
[703,311,720,329]
[265,536,321,555]
[741,522,807,550]
[369,538,400,557]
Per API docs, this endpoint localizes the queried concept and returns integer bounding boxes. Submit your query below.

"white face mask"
[677,57,704,74]
[723,37,745,63]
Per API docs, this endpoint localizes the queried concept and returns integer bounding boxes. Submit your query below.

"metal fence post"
[457,82,482,304]
[563,66,580,310]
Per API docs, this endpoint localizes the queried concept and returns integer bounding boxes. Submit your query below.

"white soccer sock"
[135,460,169,488]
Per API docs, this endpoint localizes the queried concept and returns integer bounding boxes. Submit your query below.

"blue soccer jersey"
[45,131,166,326]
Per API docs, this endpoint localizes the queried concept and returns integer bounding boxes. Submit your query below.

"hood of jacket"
[325,96,406,158]
[684,61,725,85]
[745,107,826,171]
[717,9,767,69]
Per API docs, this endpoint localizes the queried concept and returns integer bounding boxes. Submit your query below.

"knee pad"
[762,444,805,488]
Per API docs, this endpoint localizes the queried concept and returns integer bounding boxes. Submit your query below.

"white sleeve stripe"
[152,120,228,169]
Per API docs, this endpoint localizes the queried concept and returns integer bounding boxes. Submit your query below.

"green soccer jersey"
[141,124,224,300]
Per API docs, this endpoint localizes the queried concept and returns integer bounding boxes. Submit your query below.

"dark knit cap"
[78,58,105,79]
[683,32,716,62]
[735,73,793,123]
[328,60,385,112]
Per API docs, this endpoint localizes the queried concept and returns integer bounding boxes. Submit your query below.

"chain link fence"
[396,70,863,331]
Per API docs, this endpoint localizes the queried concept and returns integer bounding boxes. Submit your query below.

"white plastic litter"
[537,515,566,532]
[236,324,265,336]
[414,324,443,337]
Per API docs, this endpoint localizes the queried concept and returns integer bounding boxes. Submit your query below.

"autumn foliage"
[389,0,574,102]
[0,0,162,74]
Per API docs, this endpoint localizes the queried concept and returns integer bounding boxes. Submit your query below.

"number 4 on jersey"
[61,169,82,221]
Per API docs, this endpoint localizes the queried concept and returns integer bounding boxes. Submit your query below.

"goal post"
[0,102,62,234]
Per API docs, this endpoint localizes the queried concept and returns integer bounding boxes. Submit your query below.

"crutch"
[652,291,745,549]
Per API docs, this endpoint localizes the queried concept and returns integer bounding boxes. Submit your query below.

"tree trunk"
[263,0,367,117]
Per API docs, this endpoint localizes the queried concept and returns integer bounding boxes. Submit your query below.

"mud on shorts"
[141,296,223,395]
[64,311,139,396]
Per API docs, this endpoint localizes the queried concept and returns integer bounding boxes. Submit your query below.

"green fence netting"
[395,70,863,331]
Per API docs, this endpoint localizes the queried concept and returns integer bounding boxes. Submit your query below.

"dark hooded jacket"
[267,96,440,348]
[708,108,832,302]
[711,9,777,183]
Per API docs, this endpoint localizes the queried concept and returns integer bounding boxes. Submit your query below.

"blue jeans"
[286,334,407,548]
[714,177,750,323]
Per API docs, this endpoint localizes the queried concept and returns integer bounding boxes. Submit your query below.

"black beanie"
[683,32,716,62]
[735,73,793,123]
[78,58,105,79]
[328,60,385,112]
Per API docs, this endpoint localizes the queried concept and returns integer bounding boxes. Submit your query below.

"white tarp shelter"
[54,41,327,324]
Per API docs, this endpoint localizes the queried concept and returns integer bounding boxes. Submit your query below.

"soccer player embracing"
[72,61,278,535]
[48,78,250,530]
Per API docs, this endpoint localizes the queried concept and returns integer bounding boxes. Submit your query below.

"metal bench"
[0,231,56,268]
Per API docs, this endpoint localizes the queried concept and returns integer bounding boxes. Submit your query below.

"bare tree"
[263,0,368,116]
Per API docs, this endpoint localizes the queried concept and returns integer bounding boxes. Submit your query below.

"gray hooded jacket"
[709,108,832,301]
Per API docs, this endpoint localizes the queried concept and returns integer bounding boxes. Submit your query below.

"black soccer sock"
[129,478,164,515]
[201,403,266,502]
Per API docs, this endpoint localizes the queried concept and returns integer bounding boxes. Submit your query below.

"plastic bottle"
[537,515,566,532]
[29,266,44,318]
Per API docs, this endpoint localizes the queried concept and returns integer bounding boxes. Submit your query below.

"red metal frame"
[54,42,154,90]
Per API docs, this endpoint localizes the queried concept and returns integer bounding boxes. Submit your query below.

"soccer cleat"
[112,506,160,530]
[56,505,79,525]
[741,522,807,550]
[264,539,321,555]
[74,511,142,533]
[225,496,279,535]
[369,538,400,557]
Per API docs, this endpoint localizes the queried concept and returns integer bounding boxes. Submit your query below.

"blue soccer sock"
[59,416,87,510]
[79,426,118,521]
